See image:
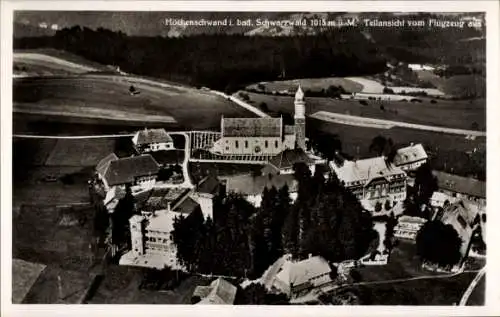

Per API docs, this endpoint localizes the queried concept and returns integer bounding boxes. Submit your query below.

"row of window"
[232,140,280,149]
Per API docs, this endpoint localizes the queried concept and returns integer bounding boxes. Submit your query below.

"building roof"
[96,153,118,176]
[275,256,331,288]
[433,170,486,198]
[398,215,428,225]
[145,211,176,232]
[196,175,220,195]
[103,155,160,186]
[150,150,184,166]
[133,128,173,145]
[195,278,237,305]
[441,200,480,227]
[295,85,304,100]
[174,196,200,215]
[143,188,190,212]
[225,174,298,196]
[267,148,314,171]
[222,117,282,137]
[393,143,428,166]
[332,156,405,184]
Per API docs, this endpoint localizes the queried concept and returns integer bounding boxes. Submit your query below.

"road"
[311,111,486,137]
[459,266,486,306]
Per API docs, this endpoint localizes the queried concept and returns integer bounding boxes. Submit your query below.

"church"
[210,86,307,156]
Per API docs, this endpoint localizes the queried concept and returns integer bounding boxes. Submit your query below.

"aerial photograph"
[11,10,486,306]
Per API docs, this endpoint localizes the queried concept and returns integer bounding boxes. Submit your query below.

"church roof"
[275,256,331,288]
[222,117,282,137]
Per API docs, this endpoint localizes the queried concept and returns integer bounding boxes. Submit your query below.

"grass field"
[245,92,485,131]
[88,265,211,304]
[45,138,118,167]
[13,204,94,270]
[14,75,256,132]
[247,77,364,94]
[15,49,108,71]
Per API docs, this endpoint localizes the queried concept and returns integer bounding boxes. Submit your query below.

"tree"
[414,163,438,205]
[384,200,391,211]
[374,201,382,213]
[369,136,387,156]
[416,220,462,267]
[383,87,394,94]
[259,102,269,112]
[236,283,289,305]
[384,212,397,251]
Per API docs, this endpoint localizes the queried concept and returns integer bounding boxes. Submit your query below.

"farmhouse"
[435,200,482,263]
[330,156,407,214]
[224,173,298,207]
[271,255,334,298]
[432,171,486,207]
[132,128,174,153]
[96,154,160,192]
[393,143,428,173]
[210,86,306,156]
[192,278,237,305]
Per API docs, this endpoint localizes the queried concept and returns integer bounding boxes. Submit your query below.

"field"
[12,259,47,304]
[245,92,485,131]
[88,266,211,304]
[14,75,256,133]
[466,273,485,305]
[15,49,108,71]
[247,77,364,93]
[338,241,483,305]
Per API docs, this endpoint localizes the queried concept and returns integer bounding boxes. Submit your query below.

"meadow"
[247,77,364,93]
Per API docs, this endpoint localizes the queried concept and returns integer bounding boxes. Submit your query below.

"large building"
[432,171,486,207]
[211,86,306,156]
[330,156,407,214]
[393,143,428,173]
[132,128,174,153]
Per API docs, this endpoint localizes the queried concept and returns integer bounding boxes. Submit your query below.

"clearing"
[248,77,364,94]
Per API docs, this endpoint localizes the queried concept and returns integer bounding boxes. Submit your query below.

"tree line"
[15,26,388,91]
[172,162,374,279]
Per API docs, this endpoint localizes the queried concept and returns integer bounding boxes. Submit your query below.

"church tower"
[129,215,145,256]
[294,85,306,150]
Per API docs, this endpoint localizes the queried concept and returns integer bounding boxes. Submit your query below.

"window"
[275,140,279,148]
[457,215,467,229]
[265,140,269,148]
[235,140,239,148]
[245,140,248,148]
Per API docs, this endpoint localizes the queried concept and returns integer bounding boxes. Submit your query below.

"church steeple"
[294,85,306,150]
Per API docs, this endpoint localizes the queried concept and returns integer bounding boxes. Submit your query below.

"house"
[190,175,221,220]
[149,150,184,168]
[261,148,316,176]
[96,154,160,192]
[435,200,482,263]
[393,143,428,173]
[272,255,334,298]
[210,86,306,156]
[224,173,298,207]
[432,171,486,207]
[330,156,407,214]
[430,191,457,209]
[132,128,174,153]
[192,278,237,305]
[394,215,427,240]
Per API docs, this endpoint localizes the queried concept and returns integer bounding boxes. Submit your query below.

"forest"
[14,23,484,91]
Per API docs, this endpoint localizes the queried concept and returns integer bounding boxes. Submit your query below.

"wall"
[142,142,174,152]
[212,136,286,156]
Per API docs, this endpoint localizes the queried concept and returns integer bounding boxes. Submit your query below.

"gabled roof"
[103,155,160,186]
[133,128,173,145]
[433,170,486,198]
[150,150,184,166]
[275,256,331,288]
[332,156,405,184]
[195,278,237,305]
[196,175,220,195]
[222,117,282,137]
[174,196,200,215]
[96,153,118,176]
[394,143,428,166]
[267,148,314,171]
[225,174,298,196]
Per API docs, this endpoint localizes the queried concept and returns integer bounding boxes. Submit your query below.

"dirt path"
[459,266,486,306]
[310,111,486,137]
